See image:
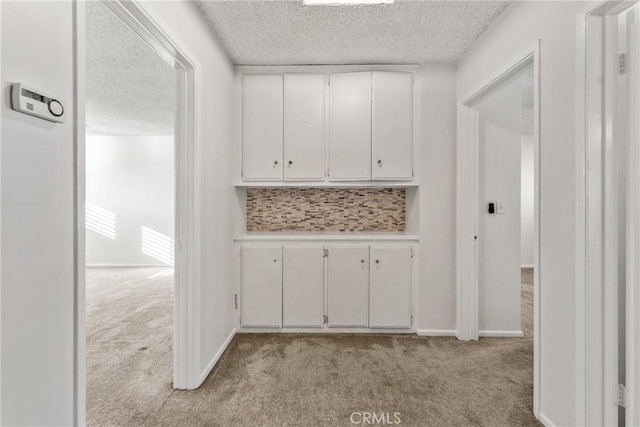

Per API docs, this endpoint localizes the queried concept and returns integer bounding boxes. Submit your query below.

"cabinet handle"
[273,259,277,263]
[273,160,278,166]
[288,160,293,167]
[360,259,365,264]
[377,159,382,167]
[375,259,380,264]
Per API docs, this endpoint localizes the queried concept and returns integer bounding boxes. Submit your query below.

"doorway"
[75,0,201,423]
[85,1,176,423]
[456,43,541,417]
[475,65,534,339]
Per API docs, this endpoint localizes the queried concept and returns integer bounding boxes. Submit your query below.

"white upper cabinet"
[327,245,370,327]
[284,74,326,181]
[283,246,325,327]
[371,72,413,181]
[328,72,372,181]
[241,245,283,328]
[241,71,413,183]
[243,74,283,181]
[369,246,412,328]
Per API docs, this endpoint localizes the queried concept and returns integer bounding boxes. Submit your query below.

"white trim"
[538,413,556,427]
[198,327,237,385]
[233,181,418,188]
[416,329,457,337]
[74,1,202,423]
[627,3,640,425]
[72,2,86,425]
[0,0,2,415]
[478,330,524,338]
[455,41,541,419]
[86,264,172,268]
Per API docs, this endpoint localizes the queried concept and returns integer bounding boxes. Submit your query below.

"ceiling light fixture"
[303,0,394,6]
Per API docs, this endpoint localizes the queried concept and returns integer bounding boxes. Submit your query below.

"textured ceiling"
[193,0,512,65]
[86,1,175,136]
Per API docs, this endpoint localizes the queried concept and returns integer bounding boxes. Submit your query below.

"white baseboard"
[479,330,524,338]
[538,412,555,427]
[416,329,457,337]
[237,327,416,334]
[521,264,534,269]
[198,327,237,386]
[86,263,171,268]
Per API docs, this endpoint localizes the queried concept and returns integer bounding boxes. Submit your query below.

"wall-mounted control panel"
[488,200,506,215]
[11,83,65,123]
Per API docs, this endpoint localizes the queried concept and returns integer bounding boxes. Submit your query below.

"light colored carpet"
[87,267,537,426]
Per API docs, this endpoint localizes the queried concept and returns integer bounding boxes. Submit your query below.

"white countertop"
[233,231,420,242]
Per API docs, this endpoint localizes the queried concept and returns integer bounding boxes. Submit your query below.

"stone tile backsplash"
[246,188,406,232]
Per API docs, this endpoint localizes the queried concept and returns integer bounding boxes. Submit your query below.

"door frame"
[74,0,201,424]
[576,1,639,425]
[455,41,541,416]
[626,3,640,423]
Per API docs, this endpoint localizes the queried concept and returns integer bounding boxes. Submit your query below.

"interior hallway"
[87,268,536,426]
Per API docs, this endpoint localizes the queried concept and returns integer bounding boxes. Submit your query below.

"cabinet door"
[243,74,283,181]
[284,74,326,181]
[329,72,371,181]
[369,246,412,328]
[327,246,369,327]
[241,245,282,327]
[283,246,324,327]
[372,72,413,180]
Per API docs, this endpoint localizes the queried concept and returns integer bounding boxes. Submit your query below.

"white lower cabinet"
[326,246,370,328]
[241,245,283,328]
[240,243,413,330]
[283,246,324,327]
[369,246,412,328]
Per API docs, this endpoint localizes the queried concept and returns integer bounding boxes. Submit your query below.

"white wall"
[1,1,76,424]
[521,135,535,268]
[457,1,591,425]
[139,0,237,382]
[85,135,174,267]
[229,64,459,335]
[1,0,236,423]
[417,64,458,334]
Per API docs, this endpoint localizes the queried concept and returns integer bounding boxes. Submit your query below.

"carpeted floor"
[87,267,537,426]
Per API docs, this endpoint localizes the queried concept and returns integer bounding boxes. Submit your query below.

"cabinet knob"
[375,259,380,264]
[273,259,277,263]
[377,159,383,167]
[360,259,365,263]
[288,160,293,167]
[273,160,278,166]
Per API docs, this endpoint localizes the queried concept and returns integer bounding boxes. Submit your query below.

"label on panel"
[327,246,369,327]
[329,72,372,181]
[372,72,413,180]
[284,74,326,181]
[283,246,325,327]
[241,245,283,327]
[243,74,283,181]
[369,246,412,328]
